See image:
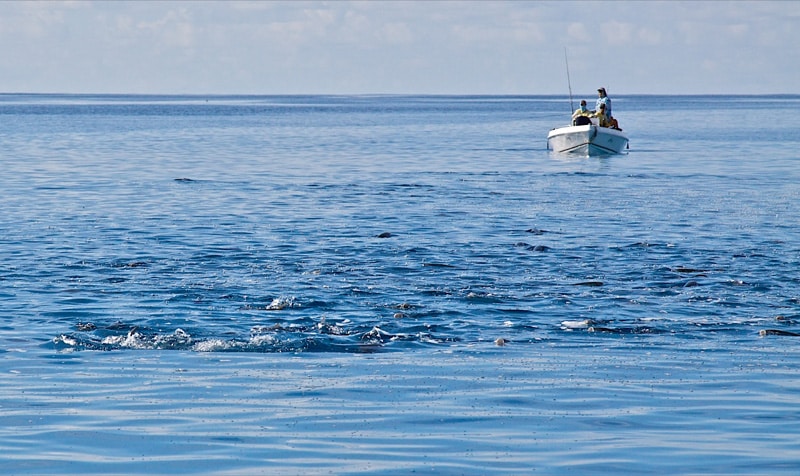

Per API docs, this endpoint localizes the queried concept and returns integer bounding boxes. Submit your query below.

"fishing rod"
[564,47,574,113]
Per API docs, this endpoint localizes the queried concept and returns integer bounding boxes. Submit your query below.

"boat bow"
[547,123,628,156]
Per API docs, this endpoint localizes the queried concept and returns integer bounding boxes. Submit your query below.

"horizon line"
[0,92,797,98]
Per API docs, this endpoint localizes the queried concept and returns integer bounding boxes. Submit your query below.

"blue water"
[1,94,799,474]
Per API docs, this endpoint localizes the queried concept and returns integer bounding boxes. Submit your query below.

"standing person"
[595,87,611,118]
[595,87,621,130]
[572,99,591,125]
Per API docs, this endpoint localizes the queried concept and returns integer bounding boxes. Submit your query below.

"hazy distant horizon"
[0,1,795,96]
[1,92,798,98]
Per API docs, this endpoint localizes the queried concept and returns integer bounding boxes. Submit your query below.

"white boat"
[547,116,629,156]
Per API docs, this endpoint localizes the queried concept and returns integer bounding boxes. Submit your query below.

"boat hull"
[547,124,629,156]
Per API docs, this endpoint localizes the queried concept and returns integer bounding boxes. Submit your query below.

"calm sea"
[1,94,799,475]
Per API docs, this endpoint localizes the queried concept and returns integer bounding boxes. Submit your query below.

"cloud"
[0,1,795,94]
[0,2,70,37]
[382,22,413,45]
[567,22,590,42]
[134,8,196,49]
[601,21,633,46]
[637,27,662,45]
[726,24,749,36]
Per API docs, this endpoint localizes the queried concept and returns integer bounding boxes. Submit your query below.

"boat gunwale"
[547,124,627,140]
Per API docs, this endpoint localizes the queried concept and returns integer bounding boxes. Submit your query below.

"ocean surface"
[1,93,799,475]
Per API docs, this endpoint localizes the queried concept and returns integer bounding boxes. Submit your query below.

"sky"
[0,1,796,95]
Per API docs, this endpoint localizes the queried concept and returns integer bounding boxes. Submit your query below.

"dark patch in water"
[112,261,148,268]
[514,242,550,252]
[588,326,660,335]
[528,245,550,252]
[498,308,534,314]
[525,228,548,235]
[759,329,800,337]
[774,315,800,324]
[673,267,707,274]
[106,321,131,330]
[624,242,669,249]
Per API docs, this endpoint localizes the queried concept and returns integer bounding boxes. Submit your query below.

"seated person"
[594,103,611,127]
[572,100,591,125]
